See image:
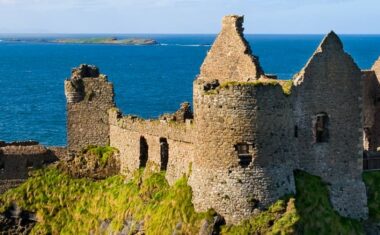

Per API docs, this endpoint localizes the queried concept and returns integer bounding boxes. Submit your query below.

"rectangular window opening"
[235,143,253,168]
[314,113,329,143]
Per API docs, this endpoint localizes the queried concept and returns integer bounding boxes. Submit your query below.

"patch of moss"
[221,196,298,234]
[0,167,213,234]
[221,170,363,235]
[293,170,363,235]
[83,145,118,167]
[363,171,380,221]
[280,80,293,96]
[205,79,293,96]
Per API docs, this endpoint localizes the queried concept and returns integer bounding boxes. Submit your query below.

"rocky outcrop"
[0,204,36,235]
[58,147,120,179]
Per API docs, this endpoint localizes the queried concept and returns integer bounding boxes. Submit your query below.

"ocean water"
[0,34,380,146]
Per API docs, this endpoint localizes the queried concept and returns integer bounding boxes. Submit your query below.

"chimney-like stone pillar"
[65,64,115,152]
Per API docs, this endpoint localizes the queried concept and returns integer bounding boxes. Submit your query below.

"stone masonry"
[65,64,115,152]
[293,32,367,219]
[0,141,58,194]
[363,58,380,152]
[64,15,380,224]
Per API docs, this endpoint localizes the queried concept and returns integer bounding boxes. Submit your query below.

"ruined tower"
[65,64,115,151]
[189,15,296,224]
[293,32,368,219]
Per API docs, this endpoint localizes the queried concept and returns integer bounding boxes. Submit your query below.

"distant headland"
[52,37,158,45]
[0,37,158,45]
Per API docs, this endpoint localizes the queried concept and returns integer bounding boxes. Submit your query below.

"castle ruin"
[62,15,380,224]
[0,141,59,194]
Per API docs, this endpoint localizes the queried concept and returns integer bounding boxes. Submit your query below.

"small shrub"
[84,145,118,167]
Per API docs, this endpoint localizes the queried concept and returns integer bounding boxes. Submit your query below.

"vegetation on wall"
[205,79,293,96]
[222,170,363,235]
[291,170,363,234]
[83,145,118,167]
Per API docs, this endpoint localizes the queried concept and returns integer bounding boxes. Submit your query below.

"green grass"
[205,79,293,96]
[0,168,365,234]
[293,170,363,235]
[221,170,363,235]
[221,197,299,234]
[0,167,213,234]
[363,171,380,221]
[83,145,118,167]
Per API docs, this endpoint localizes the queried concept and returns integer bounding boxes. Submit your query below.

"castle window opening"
[160,138,169,171]
[0,161,4,171]
[314,113,329,143]
[235,143,253,167]
[294,125,298,138]
[139,136,149,168]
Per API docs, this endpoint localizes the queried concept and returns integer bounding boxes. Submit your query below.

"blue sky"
[0,0,378,34]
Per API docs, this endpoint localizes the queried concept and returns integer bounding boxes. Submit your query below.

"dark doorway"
[139,136,149,168]
[160,138,169,171]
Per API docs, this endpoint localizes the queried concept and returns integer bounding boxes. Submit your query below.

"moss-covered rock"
[58,145,120,179]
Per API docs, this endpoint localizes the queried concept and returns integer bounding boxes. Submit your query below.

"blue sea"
[0,34,380,146]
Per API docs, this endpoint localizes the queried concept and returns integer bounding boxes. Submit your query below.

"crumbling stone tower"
[292,32,368,219]
[189,15,296,224]
[65,64,115,151]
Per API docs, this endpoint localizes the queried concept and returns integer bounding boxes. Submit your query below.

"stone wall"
[293,32,368,219]
[109,107,194,185]
[363,59,380,152]
[189,80,296,224]
[65,64,115,151]
[362,70,380,151]
[199,15,265,83]
[0,142,58,193]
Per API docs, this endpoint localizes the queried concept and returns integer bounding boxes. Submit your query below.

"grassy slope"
[363,171,380,221]
[0,168,214,234]
[0,168,366,234]
[222,170,363,235]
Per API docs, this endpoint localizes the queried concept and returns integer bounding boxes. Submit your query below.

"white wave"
[159,43,211,47]
[160,44,210,47]
[176,44,211,47]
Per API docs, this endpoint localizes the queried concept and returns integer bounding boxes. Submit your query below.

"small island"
[53,37,158,45]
